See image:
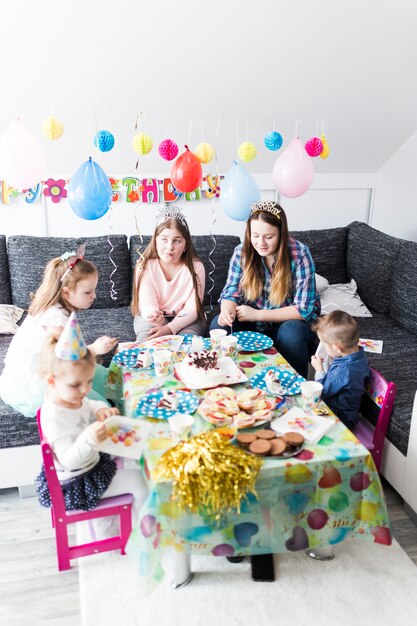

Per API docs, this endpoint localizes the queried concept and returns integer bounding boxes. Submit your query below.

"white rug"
[79,539,417,626]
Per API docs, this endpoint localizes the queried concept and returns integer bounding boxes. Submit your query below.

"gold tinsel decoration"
[154,430,263,522]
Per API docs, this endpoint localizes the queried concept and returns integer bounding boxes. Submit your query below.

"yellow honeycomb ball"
[195,142,215,164]
[320,134,330,159]
[132,132,153,155]
[238,141,257,162]
[41,116,64,140]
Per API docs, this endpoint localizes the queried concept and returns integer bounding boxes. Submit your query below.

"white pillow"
[0,304,25,334]
[315,273,329,294]
[319,279,373,318]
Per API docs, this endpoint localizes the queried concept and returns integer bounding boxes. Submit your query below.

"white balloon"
[272,138,314,198]
[0,118,47,189]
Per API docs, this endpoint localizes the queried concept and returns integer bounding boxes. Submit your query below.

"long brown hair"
[131,217,204,322]
[240,205,291,305]
[29,257,97,316]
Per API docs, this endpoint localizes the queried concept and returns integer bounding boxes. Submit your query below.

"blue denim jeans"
[209,314,317,379]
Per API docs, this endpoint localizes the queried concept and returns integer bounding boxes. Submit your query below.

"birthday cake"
[181,350,224,388]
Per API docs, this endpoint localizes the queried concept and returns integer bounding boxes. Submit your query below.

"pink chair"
[353,368,396,473]
[36,410,134,571]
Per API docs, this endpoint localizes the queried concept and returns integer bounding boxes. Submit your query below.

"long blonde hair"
[240,206,291,306]
[39,332,96,380]
[131,217,204,322]
[29,257,97,316]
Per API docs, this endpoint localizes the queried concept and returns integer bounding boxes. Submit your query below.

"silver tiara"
[250,201,281,220]
[156,205,188,228]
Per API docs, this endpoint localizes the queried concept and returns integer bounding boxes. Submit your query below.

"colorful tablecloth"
[109,346,392,580]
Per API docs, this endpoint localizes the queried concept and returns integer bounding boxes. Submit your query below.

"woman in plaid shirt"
[210,201,320,378]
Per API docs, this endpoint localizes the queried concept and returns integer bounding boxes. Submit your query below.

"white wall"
[373,130,417,242]
[0,173,374,240]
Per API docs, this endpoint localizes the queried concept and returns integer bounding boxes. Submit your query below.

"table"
[107,345,392,584]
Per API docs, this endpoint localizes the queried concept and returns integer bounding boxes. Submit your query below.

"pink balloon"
[0,118,47,189]
[272,138,314,198]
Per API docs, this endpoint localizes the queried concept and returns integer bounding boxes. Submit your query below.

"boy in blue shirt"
[311,310,370,430]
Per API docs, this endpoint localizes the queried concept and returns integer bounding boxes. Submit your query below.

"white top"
[40,397,108,481]
[0,305,69,416]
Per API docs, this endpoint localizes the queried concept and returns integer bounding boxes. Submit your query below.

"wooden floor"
[0,479,416,624]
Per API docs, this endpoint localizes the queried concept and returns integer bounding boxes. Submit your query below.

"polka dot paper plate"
[135,390,200,420]
[180,335,212,351]
[249,367,304,396]
[113,348,154,370]
[234,331,273,352]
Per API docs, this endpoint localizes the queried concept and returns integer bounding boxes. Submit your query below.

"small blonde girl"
[36,326,147,513]
[131,208,206,342]
[0,247,117,417]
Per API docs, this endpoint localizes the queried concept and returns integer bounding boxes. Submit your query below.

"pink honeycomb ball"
[305,137,324,157]
[158,138,179,161]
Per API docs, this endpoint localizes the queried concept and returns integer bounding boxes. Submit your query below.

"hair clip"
[60,243,86,282]
[250,201,282,220]
[156,205,188,228]
[60,251,76,261]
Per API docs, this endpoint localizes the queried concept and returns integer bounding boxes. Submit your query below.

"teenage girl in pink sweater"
[131,208,206,342]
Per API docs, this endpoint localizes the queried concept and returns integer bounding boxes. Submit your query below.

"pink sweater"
[138,259,205,334]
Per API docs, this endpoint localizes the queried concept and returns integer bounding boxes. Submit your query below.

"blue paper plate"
[249,367,304,396]
[135,390,200,420]
[113,347,154,370]
[234,331,273,352]
[180,335,212,351]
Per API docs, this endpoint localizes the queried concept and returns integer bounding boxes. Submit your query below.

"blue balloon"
[221,161,260,221]
[68,157,112,220]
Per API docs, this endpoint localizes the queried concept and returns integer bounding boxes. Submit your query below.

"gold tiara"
[250,201,281,220]
[156,205,188,228]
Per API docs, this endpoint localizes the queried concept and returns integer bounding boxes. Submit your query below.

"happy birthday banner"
[0,174,223,206]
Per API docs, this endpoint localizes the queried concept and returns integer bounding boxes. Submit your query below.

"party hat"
[55,312,87,360]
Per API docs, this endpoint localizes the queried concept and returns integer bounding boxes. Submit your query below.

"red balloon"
[170,145,203,193]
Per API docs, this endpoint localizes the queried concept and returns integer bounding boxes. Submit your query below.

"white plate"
[94,416,150,460]
[175,356,248,389]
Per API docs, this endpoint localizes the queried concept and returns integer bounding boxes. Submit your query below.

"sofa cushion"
[129,235,241,307]
[346,222,403,315]
[357,314,417,456]
[0,402,40,449]
[290,227,348,284]
[0,235,12,304]
[390,242,417,335]
[77,306,136,367]
[7,235,132,309]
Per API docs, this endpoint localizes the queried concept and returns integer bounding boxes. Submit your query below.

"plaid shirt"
[219,239,320,327]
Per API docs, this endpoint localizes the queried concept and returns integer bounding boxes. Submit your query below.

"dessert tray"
[236,430,305,458]
[175,356,248,389]
[233,331,273,352]
[250,367,304,396]
[95,416,150,459]
[135,389,200,420]
[197,387,283,429]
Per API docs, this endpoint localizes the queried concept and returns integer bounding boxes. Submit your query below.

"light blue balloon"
[68,157,112,220]
[221,161,260,221]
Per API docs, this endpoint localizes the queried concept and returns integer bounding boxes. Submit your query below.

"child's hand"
[145,310,164,324]
[311,355,324,372]
[147,324,172,339]
[96,406,120,422]
[88,421,107,443]
[90,336,118,356]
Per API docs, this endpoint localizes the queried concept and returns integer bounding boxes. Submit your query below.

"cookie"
[270,438,287,456]
[249,439,272,456]
[256,429,276,440]
[236,433,258,447]
[282,432,305,447]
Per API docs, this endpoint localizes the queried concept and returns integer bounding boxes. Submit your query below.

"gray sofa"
[1,223,417,516]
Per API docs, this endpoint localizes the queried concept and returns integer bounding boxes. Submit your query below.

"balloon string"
[107,207,118,301]
[206,115,224,309]
[315,119,319,137]
[91,160,100,197]
[235,121,239,150]
[133,113,145,275]
[188,118,193,147]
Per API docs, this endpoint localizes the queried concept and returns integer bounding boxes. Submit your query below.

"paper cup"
[153,349,172,377]
[220,335,238,359]
[168,413,194,439]
[209,329,227,353]
[300,381,323,411]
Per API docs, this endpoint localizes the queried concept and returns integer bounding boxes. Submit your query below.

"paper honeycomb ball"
[320,135,330,159]
[305,136,324,157]
[238,141,257,162]
[195,142,215,164]
[41,116,64,140]
[93,130,115,152]
[264,131,283,151]
[158,138,179,161]
[132,132,153,155]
